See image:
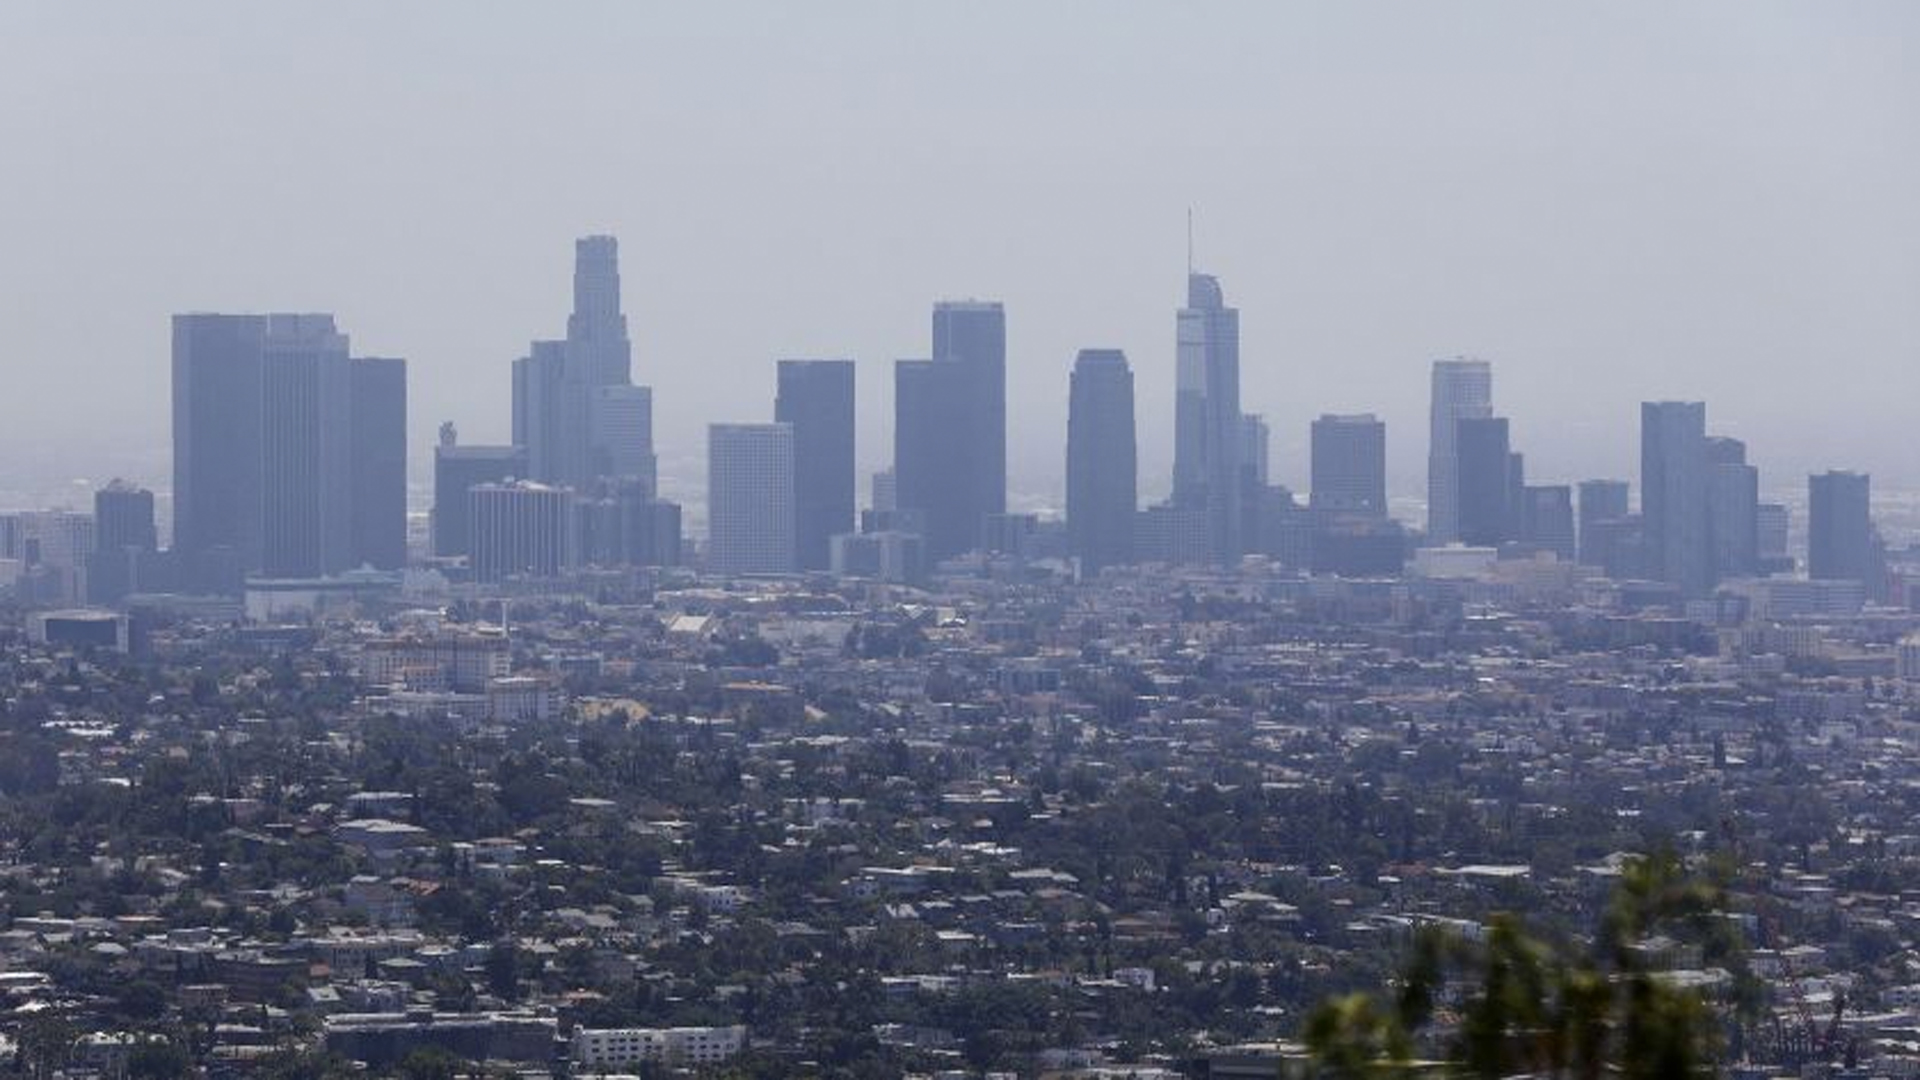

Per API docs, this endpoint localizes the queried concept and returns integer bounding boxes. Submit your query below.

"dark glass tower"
[259,314,354,579]
[1577,479,1630,565]
[95,480,157,553]
[349,357,408,570]
[1455,416,1512,546]
[1309,414,1387,518]
[172,313,266,591]
[1641,401,1711,596]
[1066,349,1136,572]
[775,360,856,571]
[896,301,1006,560]
[1705,436,1758,582]
[1808,470,1873,584]
[89,480,159,605]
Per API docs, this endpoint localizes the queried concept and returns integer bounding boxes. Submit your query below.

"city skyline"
[3,3,1917,505]
[13,224,1902,603]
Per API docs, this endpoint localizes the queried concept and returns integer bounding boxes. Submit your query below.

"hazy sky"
[2,2,1916,514]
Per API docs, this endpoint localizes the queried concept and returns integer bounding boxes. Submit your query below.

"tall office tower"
[1577,480,1631,564]
[511,340,568,483]
[590,385,657,489]
[1757,503,1790,562]
[893,300,1006,560]
[1240,414,1271,487]
[1427,358,1494,544]
[1172,273,1243,561]
[1506,453,1527,540]
[172,313,267,590]
[894,358,966,549]
[259,314,354,579]
[708,423,795,575]
[1065,349,1137,572]
[567,235,632,386]
[1455,417,1513,547]
[88,480,158,605]
[1641,401,1711,596]
[433,428,529,559]
[775,360,856,572]
[94,480,157,553]
[1521,485,1576,560]
[1809,470,1873,584]
[511,237,639,489]
[469,480,577,583]
[348,357,408,570]
[1704,436,1758,582]
[1309,414,1388,518]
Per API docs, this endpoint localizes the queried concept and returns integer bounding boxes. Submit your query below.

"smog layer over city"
[0,4,1917,1079]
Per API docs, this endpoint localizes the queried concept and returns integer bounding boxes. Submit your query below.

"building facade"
[1065,349,1136,572]
[707,423,795,575]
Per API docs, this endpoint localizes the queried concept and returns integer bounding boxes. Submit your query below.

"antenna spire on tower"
[1186,207,1195,274]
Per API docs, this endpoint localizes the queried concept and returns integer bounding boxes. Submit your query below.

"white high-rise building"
[1427,357,1493,544]
[469,480,577,583]
[707,423,795,575]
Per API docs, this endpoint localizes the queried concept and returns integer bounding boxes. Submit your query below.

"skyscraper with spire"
[1172,270,1243,562]
[513,236,648,491]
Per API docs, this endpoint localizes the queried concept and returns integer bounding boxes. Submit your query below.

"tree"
[125,1040,191,1080]
[396,1046,465,1080]
[1304,852,1741,1079]
[17,1014,76,1080]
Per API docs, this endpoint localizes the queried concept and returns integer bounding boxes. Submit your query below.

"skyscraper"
[1809,470,1873,584]
[259,314,354,579]
[172,313,266,591]
[589,385,656,489]
[1310,414,1388,518]
[1066,349,1136,572]
[1427,358,1493,544]
[512,340,568,483]
[433,425,529,559]
[513,237,640,490]
[1455,417,1513,547]
[708,423,795,575]
[1704,436,1758,582]
[349,356,408,570]
[1173,273,1243,561]
[1757,502,1791,567]
[1520,485,1576,560]
[173,311,403,589]
[567,235,632,387]
[895,301,1006,560]
[775,360,856,572]
[469,480,577,583]
[1577,480,1630,565]
[94,480,157,554]
[1641,401,1711,596]
[1239,414,1271,487]
[88,480,158,605]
